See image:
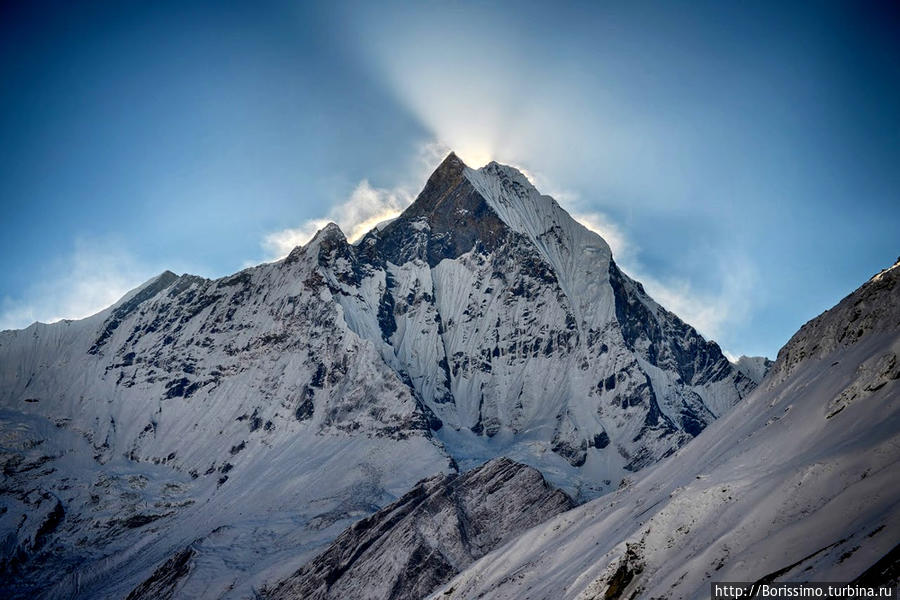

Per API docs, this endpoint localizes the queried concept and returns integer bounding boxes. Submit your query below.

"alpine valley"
[1,153,895,600]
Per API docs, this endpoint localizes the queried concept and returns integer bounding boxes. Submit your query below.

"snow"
[0,246,452,598]
[465,161,615,328]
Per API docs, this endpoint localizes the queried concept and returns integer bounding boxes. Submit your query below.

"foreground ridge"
[267,457,573,600]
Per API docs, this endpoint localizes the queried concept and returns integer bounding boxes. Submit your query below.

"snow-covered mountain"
[350,153,759,492]
[429,258,900,600]
[0,153,761,598]
[0,258,451,599]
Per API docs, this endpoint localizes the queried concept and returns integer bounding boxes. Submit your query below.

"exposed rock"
[267,458,573,600]
[733,355,774,384]
[126,546,195,600]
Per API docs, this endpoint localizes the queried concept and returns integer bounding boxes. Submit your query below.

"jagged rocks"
[126,546,195,600]
[266,458,573,600]
[347,154,760,487]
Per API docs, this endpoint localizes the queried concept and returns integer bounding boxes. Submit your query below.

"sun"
[454,144,494,168]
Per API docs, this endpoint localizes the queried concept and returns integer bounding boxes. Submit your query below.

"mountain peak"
[311,222,345,242]
[372,152,508,267]
[370,152,615,271]
[471,160,541,205]
[295,222,348,264]
[479,159,524,178]
[433,151,467,178]
[770,255,900,386]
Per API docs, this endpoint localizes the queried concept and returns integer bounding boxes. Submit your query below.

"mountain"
[0,153,760,598]
[732,355,773,384]
[266,457,572,600]
[352,153,759,490]
[429,258,900,600]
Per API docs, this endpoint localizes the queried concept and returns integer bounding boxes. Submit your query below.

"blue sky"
[1,0,897,359]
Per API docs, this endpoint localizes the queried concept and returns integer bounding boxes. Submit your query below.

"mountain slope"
[0,234,453,599]
[266,457,573,600]
[430,258,900,600]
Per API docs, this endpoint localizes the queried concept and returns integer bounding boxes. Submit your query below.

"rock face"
[429,259,900,600]
[766,258,900,390]
[267,457,573,600]
[0,153,760,598]
[733,355,774,384]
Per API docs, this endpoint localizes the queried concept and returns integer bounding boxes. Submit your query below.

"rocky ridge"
[267,457,573,600]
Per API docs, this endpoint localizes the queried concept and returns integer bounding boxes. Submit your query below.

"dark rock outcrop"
[267,457,573,600]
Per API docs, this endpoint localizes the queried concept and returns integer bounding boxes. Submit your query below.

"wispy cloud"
[576,210,757,355]
[260,179,413,260]
[572,212,633,266]
[259,142,450,261]
[0,238,159,331]
[634,258,759,349]
[583,215,758,354]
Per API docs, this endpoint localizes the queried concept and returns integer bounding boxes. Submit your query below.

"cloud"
[260,179,414,260]
[561,185,758,352]
[630,256,759,352]
[573,205,757,352]
[258,139,760,358]
[0,238,159,331]
[572,212,633,265]
[337,4,792,357]
[259,141,452,261]
[568,218,745,348]
[258,140,646,266]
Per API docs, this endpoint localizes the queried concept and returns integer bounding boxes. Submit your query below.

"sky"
[1,0,898,360]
